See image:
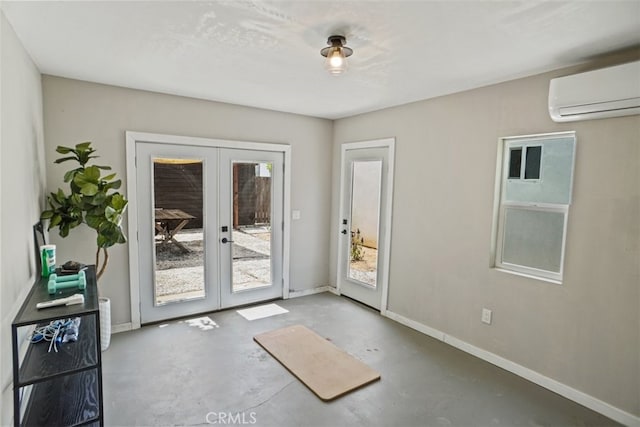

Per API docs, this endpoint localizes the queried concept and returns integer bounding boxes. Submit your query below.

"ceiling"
[2,1,639,120]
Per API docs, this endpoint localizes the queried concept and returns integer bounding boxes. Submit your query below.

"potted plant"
[40,142,128,350]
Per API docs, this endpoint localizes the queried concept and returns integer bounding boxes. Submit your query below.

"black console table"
[11,266,103,426]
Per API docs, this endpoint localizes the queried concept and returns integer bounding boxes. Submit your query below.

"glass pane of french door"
[153,158,205,305]
[231,161,273,292]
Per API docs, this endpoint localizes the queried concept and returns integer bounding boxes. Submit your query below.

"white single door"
[337,141,394,311]
[219,149,284,308]
[136,143,284,323]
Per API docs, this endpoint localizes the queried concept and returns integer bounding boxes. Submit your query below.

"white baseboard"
[385,310,445,342]
[384,310,639,427]
[111,322,133,334]
[288,286,333,298]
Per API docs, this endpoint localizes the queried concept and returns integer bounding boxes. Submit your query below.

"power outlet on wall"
[481,308,492,325]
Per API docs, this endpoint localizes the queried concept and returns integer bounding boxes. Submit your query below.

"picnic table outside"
[155,208,196,253]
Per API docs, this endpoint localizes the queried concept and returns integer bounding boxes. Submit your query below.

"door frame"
[336,138,395,314]
[125,131,291,329]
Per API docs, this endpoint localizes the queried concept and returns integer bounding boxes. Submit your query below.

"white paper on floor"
[237,303,289,321]
[185,316,219,330]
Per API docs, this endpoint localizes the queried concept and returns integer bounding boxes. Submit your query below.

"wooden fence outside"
[254,177,271,224]
[233,163,271,228]
[154,162,203,229]
[153,162,271,230]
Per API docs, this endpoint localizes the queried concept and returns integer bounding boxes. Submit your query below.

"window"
[508,148,522,178]
[491,132,576,283]
[524,146,542,179]
[508,145,542,180]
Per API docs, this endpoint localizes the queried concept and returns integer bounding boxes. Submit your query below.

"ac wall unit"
[549,60,640,122]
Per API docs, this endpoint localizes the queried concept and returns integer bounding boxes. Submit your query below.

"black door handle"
[221,237,234,244]
[341,230,347,235]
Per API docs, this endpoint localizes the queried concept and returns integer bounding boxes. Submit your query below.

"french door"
[219,149,283,308]
[337,139,394,311]
[135,142,284,324]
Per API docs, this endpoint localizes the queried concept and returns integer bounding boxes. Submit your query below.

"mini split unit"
[549,60,640,122]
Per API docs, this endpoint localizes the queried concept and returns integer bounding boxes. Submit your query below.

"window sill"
[493,267,562,285]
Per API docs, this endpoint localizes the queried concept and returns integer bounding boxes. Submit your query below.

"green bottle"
[41,247,49,277]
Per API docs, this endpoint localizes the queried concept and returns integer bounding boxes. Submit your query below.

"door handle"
[341,230,347,235]
[221,237,234,244]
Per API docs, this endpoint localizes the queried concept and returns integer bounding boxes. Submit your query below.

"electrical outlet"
[481,308,492,325]
[292,210,301,220]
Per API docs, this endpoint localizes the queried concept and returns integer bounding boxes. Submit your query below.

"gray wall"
[42,76,333,326]
[0,11,46,424]
[331,60,639,416]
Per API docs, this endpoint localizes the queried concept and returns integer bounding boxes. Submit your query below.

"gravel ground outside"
[154,229,271,301]
[153,228,377,301]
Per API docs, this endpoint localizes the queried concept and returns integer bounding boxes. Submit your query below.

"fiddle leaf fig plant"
[41,142,128,280]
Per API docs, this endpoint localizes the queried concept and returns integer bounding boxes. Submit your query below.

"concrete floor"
[103,293,617,426]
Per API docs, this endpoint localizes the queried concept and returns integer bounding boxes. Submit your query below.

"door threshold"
[141,297,283,327]
[340,295,380,313]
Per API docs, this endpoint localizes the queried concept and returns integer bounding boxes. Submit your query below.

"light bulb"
[326,47,346,74]
[329,50,344,68]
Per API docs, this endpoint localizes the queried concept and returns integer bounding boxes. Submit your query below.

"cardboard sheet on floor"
[254,324,380,401]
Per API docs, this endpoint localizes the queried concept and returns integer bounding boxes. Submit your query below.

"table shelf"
[17,315,98,386]
[21,369,101,427]
[12,266,103,426]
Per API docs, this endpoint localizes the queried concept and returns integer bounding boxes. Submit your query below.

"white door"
[136,142,284,324]
[337,140,394,311]
[219,149,284,307]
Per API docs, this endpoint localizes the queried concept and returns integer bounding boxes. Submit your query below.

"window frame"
[507,144,543,182]
[490,131,576,284]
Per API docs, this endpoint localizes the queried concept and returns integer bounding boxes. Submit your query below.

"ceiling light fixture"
[320,35,353,75]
